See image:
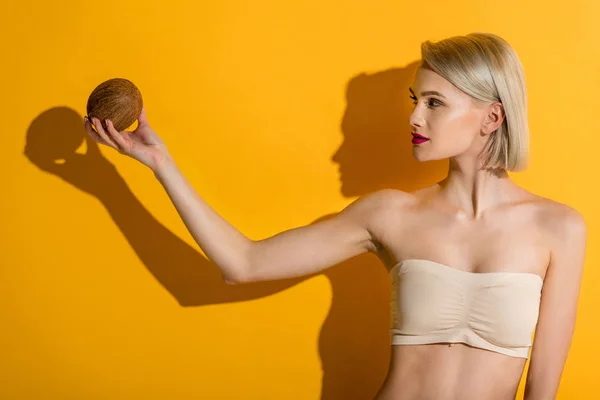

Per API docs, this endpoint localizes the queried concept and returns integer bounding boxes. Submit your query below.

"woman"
[84,33,587,400]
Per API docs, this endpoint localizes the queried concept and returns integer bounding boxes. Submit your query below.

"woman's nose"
[409,111,424,128]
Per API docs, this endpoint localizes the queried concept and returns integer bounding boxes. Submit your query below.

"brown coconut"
[86,78,143,132]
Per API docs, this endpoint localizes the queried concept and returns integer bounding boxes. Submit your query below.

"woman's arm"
[87,114,398,285]
[156,157,393,284]
[243,189,394,282]
[524,205,588,400]
[153,159,254,283]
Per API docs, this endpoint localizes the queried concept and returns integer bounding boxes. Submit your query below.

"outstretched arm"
[155,155,390,284]
[244,189,391,282]
[88,113,393,285]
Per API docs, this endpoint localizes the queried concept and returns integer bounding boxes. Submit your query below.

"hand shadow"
[23,60,446,399]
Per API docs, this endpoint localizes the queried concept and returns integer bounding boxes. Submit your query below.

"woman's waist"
[375,343,525,400]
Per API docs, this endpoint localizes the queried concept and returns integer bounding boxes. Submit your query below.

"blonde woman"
[84,33,587,400]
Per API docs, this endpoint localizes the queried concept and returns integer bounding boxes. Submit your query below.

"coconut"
[86,78,143,132]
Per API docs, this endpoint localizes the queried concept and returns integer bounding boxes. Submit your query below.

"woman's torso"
[375,344,526,400]
[370,184,559,400]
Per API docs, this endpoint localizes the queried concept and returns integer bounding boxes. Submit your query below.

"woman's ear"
[482,102,505,135]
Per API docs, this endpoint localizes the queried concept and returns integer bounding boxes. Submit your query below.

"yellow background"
[2,1,599,399]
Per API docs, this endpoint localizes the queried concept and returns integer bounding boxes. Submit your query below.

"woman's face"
[408,67,497,163]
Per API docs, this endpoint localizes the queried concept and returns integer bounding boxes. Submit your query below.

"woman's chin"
[412,151,430,162]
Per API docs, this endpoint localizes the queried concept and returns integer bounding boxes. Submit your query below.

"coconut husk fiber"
[86,78,143,132]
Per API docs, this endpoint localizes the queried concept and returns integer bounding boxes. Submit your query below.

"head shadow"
[333,61,446,197]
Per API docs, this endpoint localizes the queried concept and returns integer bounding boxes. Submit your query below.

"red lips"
[411,132,429,140]
[411,132,430,145]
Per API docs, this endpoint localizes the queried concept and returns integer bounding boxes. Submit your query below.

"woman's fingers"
[91,117,120,150]
[104,119,132,153]
[120,130,132,141]
[84,117,112,147]
[138,107,149,128]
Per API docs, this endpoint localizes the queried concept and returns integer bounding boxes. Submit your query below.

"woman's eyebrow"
[409,87,447,99]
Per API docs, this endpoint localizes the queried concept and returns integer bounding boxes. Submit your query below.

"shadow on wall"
[23,60,447,399]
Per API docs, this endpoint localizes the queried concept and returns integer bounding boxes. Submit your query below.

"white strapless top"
[389,259,543,358]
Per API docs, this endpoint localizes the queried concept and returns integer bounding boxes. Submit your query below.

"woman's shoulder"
[357,185,445,219]
[346,189,419,228]
[519,190,586,235]
[521,192,588,276]
[360,188,422,210]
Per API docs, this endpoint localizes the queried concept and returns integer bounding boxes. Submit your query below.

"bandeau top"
[389,259,543,359]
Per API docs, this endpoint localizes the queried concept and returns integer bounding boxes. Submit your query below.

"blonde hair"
[420,33,529,171]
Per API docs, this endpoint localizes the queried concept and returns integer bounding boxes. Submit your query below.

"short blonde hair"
[420,33,529,171]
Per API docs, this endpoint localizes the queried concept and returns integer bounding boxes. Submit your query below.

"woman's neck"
[437,157,516,219]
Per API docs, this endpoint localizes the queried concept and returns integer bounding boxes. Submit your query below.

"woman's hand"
[84,107,172,172]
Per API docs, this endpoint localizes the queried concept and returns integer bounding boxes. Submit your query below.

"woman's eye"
[427,99,443,108]
[409,95,442,108]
